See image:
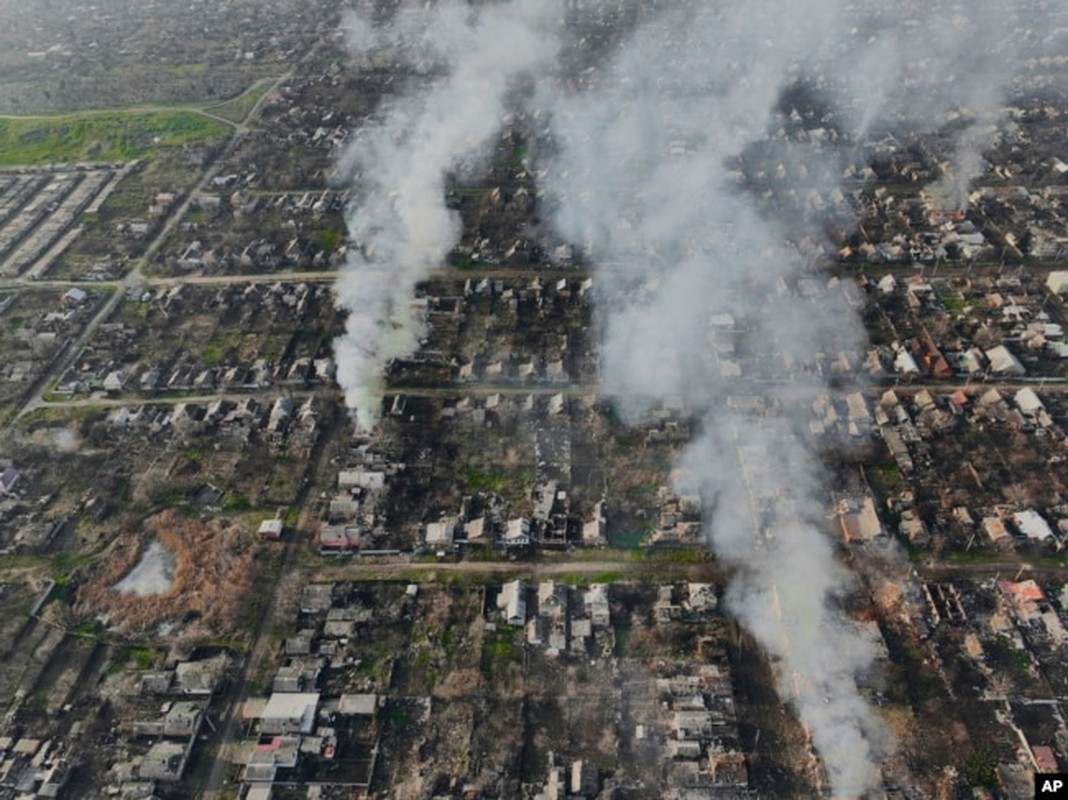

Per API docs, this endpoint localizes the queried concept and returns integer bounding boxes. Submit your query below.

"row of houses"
[875,381,1062,482]
[423,493,608,553]
[865,272,1068,386]
[656,658,748,793]
[103,653,231,793]
[234,579,404,791]
[0,737,73,797]
[168,230,344,274]
[106,395,321,447]
[975,185,1068,260]
[81,354,336,398]
[494,580,612,658]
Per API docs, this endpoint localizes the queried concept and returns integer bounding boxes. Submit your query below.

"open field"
[206,81,273,125]
[0,111,230,166]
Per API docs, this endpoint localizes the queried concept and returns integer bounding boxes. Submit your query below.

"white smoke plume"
[533,8,884,795]
[828,0,1056,210]
[530,0,1050,796]
[335,0,561,429]
[333,0,1056,794]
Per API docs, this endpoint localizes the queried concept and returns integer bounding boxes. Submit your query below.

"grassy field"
[207,81,272,124]
[0,110,229,166]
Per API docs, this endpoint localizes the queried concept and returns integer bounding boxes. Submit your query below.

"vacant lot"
[0,111,229,166]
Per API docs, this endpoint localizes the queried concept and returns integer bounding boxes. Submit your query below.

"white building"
[1046,271,1068,296]
[893,348,920,375]
[337,470,386,491]
[503,518,531,546]
[425,519,456,547]
[985,345,1025,376]
[258,519,284,539]
[1014,387,1045,417]
[498,580,527,626]
[585,584,611,627]
[260,692,320,735]
[103,370,127,393]
[1013,510,1055,544]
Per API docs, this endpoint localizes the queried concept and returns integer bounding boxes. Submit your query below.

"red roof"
[1032,745,1058,773]
[997,579,1045,602]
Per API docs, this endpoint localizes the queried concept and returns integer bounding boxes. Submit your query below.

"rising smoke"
[535,5,889,793]
[335,0,1051,794]
[336,0,561,429]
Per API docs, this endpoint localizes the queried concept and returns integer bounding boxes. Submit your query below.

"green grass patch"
[108,645,156,673]
[450,185,484,197]
[17,404,108,427]
[222,492,254,513]
[940,549,1005,565]
[487,635,519,661]
[258,334,289,362]
[199,330,247,367]
[0,554,58,581]
[464,468,509,492]
[207,81,271,124]
[987,635,1032,675]
[182,445,206,462]
[609,530,646,549]
[0,110,229,166]
[201,342,224,367]
[959,750,998,789]
[1038,553,1068,568]
[592,570,621,583]
[130,647,156,670]
[50,552,81,574]
[160,488,185,507]
[879,463,901,481]
[184,743,217,794]
[465,546,502,562]
[643,547,710,564]
[940,288,966,314]
[51,550,96,582]
[481,623,522,679]
[49,576,70,602]
[318,227,345,253]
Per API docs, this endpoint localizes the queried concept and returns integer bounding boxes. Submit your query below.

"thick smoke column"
[532,0,1046,796]
[335,0,560,429]
[331,0,1053,794]
[535,7,885,794]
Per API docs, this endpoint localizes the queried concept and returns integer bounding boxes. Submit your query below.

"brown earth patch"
[75,509,263,640]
